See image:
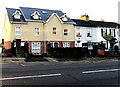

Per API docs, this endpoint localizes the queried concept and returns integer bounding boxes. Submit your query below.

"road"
[1,60,120,86]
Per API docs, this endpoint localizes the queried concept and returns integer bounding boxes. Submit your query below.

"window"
[13,10,21,19]
[62,17,68,21]
[16,27,21,35]
[31,11,41,20]
[34,28,40,36]
[87,28,92,37]
[61,14,68,21]
[53,27,56,34]
[14,13,20,19]
[63,42,70,48]
[76,27,81,37]
[101,28,107,37]
[32,42,40,53]
[13,42,25,47]
[49,42,59,48]
[33,15,39,19]
[64,29,68,36]
[110,29,115,37]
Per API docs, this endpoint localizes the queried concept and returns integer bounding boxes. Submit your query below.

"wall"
[11,22,44,42]
[3,12,11,49]
[45,14,74,41]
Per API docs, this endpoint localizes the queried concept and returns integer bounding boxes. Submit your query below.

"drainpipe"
[43,23,46,54]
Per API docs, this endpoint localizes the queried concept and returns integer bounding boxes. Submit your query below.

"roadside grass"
[79,57,119,63]
[58,57,119,63]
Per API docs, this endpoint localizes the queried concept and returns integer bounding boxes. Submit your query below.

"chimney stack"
[80,13,89,21]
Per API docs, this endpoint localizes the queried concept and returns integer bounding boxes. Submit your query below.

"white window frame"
[32,42,41,53]
[62,17,68,21]
[34,28,40,36]
[32,14,39,20]
[13,10,21,19]
[63,42,70,48]
[16,27,21,35]
[14,13,20,19]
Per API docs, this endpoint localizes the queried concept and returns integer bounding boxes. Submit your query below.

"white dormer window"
[14,14,20,19]
[13,10,21,19]
[31,11,41,20]
[61,13,68,21]
[62,17,68,21]
[33,15,39,19]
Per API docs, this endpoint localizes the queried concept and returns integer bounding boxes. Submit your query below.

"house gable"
[46,13,63,23]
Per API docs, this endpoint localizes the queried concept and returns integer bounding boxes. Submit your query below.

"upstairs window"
[87,28,92,37]
[13,10,21,19]
[101,28,107,37]
[16,27,21,35]
[31,11,41,20]
[110,29,115,37]
[34,28,40,36]
[14,14,20,19]
[62,17,68,21]
[53,27,56,34]
[63,42,70,48]
[33,15,39,19]
[64,29,68,36]
[61,14,68,21]
[76,27,81,37]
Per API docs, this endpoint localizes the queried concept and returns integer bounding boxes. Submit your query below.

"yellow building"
[4,7,75,55]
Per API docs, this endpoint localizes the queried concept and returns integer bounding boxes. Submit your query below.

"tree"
[103,34,114,48]
[103,34,114,41]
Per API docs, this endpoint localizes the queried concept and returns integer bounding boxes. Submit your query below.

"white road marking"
[82,69,120,74]
[0,73,61,81]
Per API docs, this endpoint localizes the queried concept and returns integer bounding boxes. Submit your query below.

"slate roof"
[6,8,26,23]
[72,19,97,27]
[6,7,75,24]
[72,19,119,28]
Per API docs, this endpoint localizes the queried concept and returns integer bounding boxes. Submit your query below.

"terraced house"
[73,14,119,50]
[3,7,75,55]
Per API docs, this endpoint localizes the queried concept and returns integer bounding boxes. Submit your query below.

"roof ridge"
[19,7,62,12]
[6,7,18,10]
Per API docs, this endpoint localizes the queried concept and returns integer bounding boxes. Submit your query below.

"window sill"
[16,34,21,35]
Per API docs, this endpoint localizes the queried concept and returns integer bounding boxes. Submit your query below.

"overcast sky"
[0,0,119,42]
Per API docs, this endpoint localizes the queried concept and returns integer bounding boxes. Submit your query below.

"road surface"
[1,60,120,86]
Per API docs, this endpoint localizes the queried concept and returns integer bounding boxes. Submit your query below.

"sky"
[0,0,119,42]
